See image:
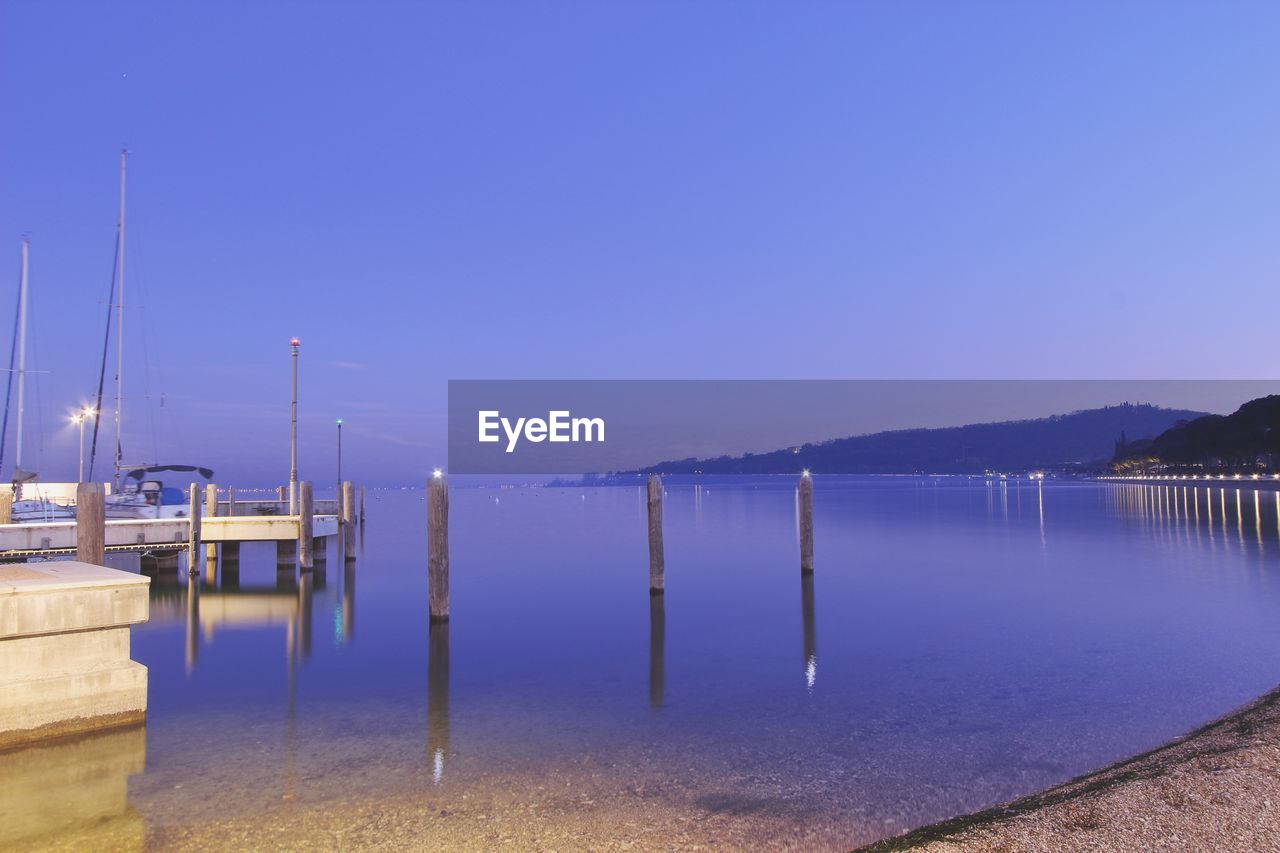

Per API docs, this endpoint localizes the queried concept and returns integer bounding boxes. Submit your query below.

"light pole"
[336,418,343,497]
[290,337,299,514]
[72,414,84,482]
[72,405,96,482]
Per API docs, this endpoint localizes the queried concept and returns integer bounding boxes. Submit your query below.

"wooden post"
[298,480,314,570]
[342,481,356,561]
[359,485,366,525]
[0,485,13,524]
[647,475,664,594]
[428,476,449,621]
[205,484,218,563]
[799,472,814,574]
[75,482,105,565]
[187,484,201,575]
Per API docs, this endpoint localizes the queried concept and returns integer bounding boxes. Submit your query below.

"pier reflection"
[149,548,351,671]
[0,725,146,850]
[427,620,449,784]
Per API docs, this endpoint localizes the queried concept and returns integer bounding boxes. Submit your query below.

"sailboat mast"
[14,238,29,481]
[113,148,126,487]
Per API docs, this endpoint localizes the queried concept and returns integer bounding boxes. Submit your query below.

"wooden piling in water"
[205,484,219,563]
[359,485,366,526]
[799,473,814,574]
[75,482,105,565]
[298,481,314,570]
[342,481,356,561]
[428,476,449,621]
[0,486,12,525]
[187,485,201,575]
[647,475,664,594]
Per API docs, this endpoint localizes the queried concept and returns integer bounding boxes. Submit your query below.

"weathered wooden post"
[428,475,449,621]
[342,481,356,561]
[222,539,241,588]
[298,480,314,570]
[799,471,814,574]
[204,484,219,564]
[75,482,105,565]
[0,485,13,524]
[187,484,201,575]
[359,485,366,526]
[647,475,664,594]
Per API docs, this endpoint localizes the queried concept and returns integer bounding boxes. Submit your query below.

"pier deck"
[0,515,339,557]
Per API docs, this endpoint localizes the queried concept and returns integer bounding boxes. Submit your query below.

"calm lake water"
[10,478,1280,849]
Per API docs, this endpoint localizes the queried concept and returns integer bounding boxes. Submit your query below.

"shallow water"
[9,478,1280,849]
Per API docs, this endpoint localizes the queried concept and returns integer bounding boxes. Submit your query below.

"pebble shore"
[864,684,1280,852]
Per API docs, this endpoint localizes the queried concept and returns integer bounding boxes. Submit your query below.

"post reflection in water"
[341,561,356,645]
[427,620,450,785]
[801,572,817,691]
[184,579,199,675]
[649,593,665,709]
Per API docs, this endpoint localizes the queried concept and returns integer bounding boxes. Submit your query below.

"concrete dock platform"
[0,561,149,748]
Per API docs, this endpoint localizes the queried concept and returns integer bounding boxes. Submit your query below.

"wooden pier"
[0,482,342,560]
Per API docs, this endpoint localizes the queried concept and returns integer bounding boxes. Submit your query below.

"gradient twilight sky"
[2,2,1279,485]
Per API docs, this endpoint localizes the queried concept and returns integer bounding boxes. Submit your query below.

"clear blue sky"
[2,1,1279,485]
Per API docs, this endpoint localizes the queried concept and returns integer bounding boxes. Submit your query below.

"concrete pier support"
[0,562,149,748]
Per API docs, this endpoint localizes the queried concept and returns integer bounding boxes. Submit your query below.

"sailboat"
[90,150,214,520]
[3,238,74,522]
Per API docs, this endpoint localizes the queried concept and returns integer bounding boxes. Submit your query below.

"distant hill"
[632,403,1207,475]
[1111,395,1280,474]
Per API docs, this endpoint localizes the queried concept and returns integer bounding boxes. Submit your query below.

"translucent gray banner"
[446,380,1280,476]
